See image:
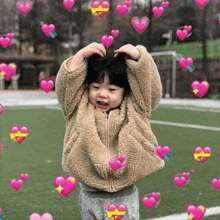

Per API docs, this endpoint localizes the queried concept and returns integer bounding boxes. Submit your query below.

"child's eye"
[109,89,116,91]
[93,86,99,89]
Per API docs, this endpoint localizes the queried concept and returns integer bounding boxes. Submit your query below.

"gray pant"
[79,185,140,220]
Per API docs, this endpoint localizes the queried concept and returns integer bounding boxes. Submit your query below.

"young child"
[55,42,165,220]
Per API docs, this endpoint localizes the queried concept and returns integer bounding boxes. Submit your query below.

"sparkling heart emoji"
[41,24,55,37]
[21,173,29,181]
[155,145,170,160]
[0,104,4,115]
[195,0,209,9]
[179,57,193,71]
[40,80,54,93]
[63,0,75,10]
[101,35,114,48]
[194,146,212,163]
[16,1,33,16]
[116,4,129,16]
[10,179,23,191]
[153,7,164,17]
[9,126,29,144]
[187,204,206,220]
[29,212,53,220]
[91,1,110,18]
[2,63,17,80]
[0,37,10,48]
[191,81,209,98]
[54,175,77,197]
[131,16,149,34]
[111,30,120,38]
[161,1,169,9]
[212,179,220,190]
[106,203,127,220]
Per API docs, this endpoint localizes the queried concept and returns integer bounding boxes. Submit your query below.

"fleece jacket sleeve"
[126,45,163,118]
[55,56,87,120]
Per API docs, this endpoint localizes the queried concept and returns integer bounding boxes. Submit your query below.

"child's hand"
[114,44,140,61]
[78,42,106,59]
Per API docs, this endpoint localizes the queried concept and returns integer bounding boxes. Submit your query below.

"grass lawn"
[1,106,220,219]
[152,39,220,59]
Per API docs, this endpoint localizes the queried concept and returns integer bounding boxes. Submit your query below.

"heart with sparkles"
[54,175,77,197]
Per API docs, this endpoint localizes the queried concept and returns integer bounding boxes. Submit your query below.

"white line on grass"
[147,206,220,220]
[150,120,220,131]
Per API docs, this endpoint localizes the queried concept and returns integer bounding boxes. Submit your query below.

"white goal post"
[150,51,177,98]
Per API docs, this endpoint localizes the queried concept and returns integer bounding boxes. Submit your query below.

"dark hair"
[84,53,131,94]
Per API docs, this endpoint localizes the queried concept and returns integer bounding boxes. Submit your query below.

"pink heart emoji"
[7,33,15,40]
[182,172,190,180]
[153,7,164,17]
[179,57,193,71]
[116,4,129,16]
[3,63,17,80]
[40,80,54,93]
[117,155,126,163]
[29,213,53,220]
[155,146,170,160]
[54,175,77,197]
[131,16,149,34]
[101,36,114,48]
[0,37,10,48]
[11,179,23,191]
[63,0,75,10]
[16,1,33,16]
[195,0,209,9]
[161,1,169,9]
[124,0,132,7]
[174,176,188,188]
[151,192,161,200]
[0,104,4,115]
[184,25,192,33]
[21,173,29,181]
[41,24,55,37]
[187,205,206,220]
[218,18,220,23]
[111,30,120,38]
[0,207,2,214]
[109,159,122,171]
[176,29,188,41]
[142,197,156,210]
[212,179,220,190]
[191,81,209,98]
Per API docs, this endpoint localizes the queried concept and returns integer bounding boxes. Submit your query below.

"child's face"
[88,75,125,112]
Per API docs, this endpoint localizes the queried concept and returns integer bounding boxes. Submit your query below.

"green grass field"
[1,106,220,219]
[152,40,220,59]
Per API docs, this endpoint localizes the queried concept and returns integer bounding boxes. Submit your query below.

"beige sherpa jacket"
[55,45,165,192]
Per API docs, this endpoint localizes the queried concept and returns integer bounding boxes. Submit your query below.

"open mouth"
[97,101,109,108]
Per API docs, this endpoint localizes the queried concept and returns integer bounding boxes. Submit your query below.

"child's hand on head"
[114,44,140,61]
[78,42,106,59]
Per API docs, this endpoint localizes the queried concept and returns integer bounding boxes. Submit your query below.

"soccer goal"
[150,51,178,98]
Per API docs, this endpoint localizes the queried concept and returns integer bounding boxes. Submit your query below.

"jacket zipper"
[106,112,113,191]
